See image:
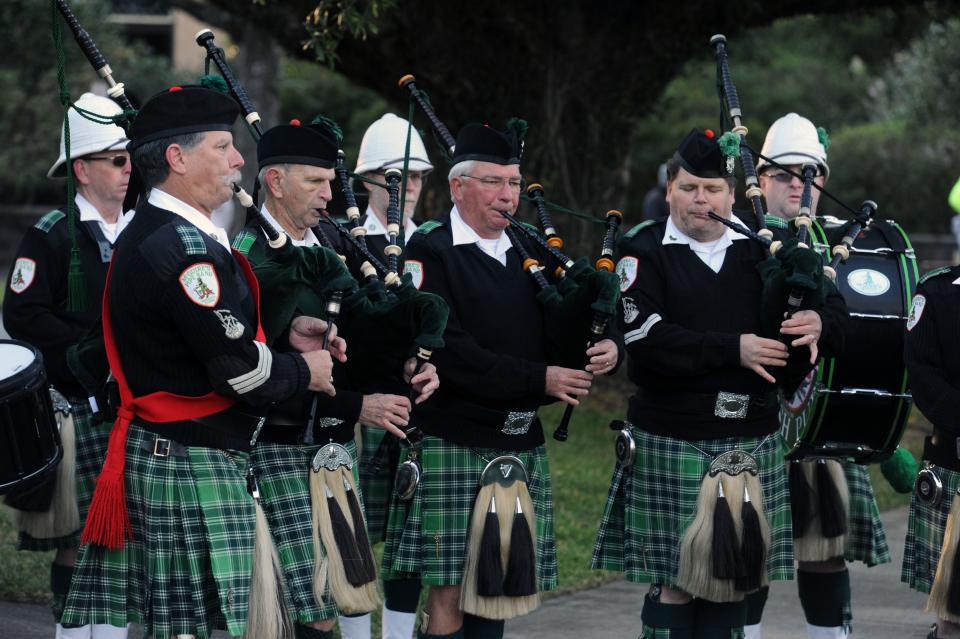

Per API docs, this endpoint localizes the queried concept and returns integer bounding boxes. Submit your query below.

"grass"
[0,383,931,608]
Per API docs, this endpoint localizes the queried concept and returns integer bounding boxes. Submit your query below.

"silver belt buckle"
[502,411,535,435]
[715,392,749,419]
[153,438,172,457]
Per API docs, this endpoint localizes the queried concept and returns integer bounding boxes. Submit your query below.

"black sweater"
[403,215,551,450]
[3,207,115,397]
[905,266,960,433]
[617,216,843,439]
[109,203,310,448]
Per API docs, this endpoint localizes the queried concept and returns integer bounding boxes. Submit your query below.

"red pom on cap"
[289,118,301,126]
[168,86,183,92]
[704,129,715,139]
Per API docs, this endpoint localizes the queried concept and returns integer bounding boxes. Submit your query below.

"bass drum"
[780,218,918,463]
[0,340,63,494]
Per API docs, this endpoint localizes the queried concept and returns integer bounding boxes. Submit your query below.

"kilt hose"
[903,464,960,594]
[62,423,257,639]
[252,439,360,624]
[380,435,557,592]
[15,398,111,551]
[592,425,794,589]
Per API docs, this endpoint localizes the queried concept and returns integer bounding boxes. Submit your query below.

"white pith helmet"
[756,112,829,179]
[354,113,433,174]
[47,92,128,178]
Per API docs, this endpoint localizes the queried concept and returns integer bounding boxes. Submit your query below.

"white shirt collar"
[259,204,321,248]
[661,213,750,247]
[148,188,231,252]
[662,213,749,273]
[75,192,130,244]
[363,205,418,238]
[450,205,512,265]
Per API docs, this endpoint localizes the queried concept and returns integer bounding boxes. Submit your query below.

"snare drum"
[0,340,63,494]
[780,218,919,463]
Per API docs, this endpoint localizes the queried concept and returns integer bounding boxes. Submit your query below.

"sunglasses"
[84,155,129,168]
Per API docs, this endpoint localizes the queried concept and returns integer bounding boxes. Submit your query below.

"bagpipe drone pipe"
[399,74,622,442]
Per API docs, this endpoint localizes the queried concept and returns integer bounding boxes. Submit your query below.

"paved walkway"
[0,507,933,638]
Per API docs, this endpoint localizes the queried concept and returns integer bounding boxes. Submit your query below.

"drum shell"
[780,219,918,463]
[0,339,63,497]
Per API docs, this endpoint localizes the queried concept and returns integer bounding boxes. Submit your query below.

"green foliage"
[826,121,960,231]
[0,0,188,205]
[301,0,397,66]
[873,19,960,128]
[280,58,389,162]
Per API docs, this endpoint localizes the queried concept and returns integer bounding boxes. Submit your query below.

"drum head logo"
[404,260,424,290]
[847,268,890,297]
[179,263,220,308]
[616,256,638,292]
[9,258,36,294]
[906,294,926,331]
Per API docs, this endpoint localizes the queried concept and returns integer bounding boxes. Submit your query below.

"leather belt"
[639,389,776,420]
[140,437,188,458]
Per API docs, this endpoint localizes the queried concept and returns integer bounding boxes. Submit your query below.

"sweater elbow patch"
[227,341,273,394]
[624,314,661,345]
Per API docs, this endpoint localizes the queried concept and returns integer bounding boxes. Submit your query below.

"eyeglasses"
[84,155,129,168]
[460,175,523,192]
[762,170,822,184]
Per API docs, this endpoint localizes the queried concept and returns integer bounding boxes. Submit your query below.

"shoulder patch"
[906,294,926,331]
[9,257,37,294]
[231,229,257,257]
[34,210,66,233]
[764,214,789,230]
[919,266,954,286]
[403,259,424,289]
[416,220,445,235]
[623,219,657,239]
[179,262,220,307]
[175,225,208,256]
[616,256,639,292]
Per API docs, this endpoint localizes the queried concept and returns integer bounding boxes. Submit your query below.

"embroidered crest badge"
[404,260,424,290]
[622,296,640,324]
[616,256,638,292]
[9,258,36,294]
[179,263,220,308]
[906,294,926,332]
[214,309,245,339]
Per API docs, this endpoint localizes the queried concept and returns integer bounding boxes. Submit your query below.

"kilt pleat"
[359,425,394,543]
[591,425,794,586]
[903,464,960,594]
[381,435,557,591]
[62,423,255,638]
[252,440,360,624]
[842,461,890,566]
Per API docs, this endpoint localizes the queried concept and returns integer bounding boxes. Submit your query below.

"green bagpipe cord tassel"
[312,115,344,145]
[718,131,741,160]
[817,126,831,151]
[881,447,919,494]
[66,247,87,312]
[199,73,229,94]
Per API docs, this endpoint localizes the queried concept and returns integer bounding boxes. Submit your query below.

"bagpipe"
[399,74,622,443]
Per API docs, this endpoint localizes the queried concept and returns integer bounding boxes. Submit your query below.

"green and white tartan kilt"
[252,439,360,625]
[841,461,890,566]
[17,397,112,551]
[359,424,397,543]
[62,423,256,639]
[591,425,794,586]
[902,464,960,594]
[380,435,558,591]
